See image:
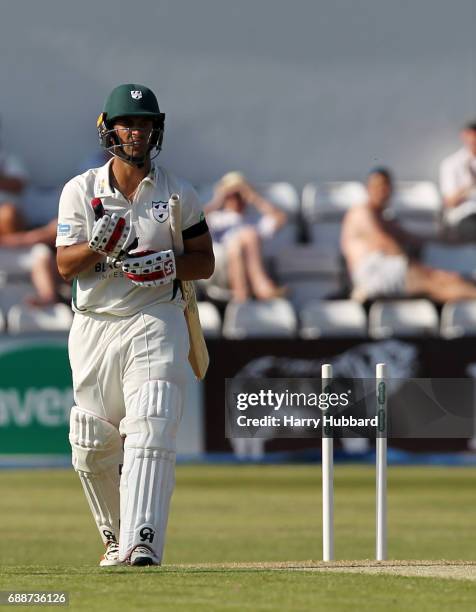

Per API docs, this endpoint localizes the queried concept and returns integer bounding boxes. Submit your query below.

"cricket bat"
[168,193,210,380]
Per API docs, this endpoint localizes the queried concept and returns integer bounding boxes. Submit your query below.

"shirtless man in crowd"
[341,167,476,303]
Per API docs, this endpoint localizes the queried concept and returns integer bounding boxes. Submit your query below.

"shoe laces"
[132,545,153,556]
[105,541,120,557]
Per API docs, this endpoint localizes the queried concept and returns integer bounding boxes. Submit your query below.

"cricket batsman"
[56,83,214,566]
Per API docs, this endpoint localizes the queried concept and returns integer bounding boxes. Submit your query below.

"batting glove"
[122,249,176,287]
[88,213,137,260]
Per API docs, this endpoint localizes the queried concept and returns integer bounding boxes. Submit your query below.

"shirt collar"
[93,159,159,197]
[93,158,115,198]
[143,162,158,187]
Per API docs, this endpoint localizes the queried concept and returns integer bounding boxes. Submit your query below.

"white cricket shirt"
[56,159,206,316]
[440,147,476,200]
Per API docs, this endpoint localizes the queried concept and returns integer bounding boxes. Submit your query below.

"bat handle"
[91,197,105,220]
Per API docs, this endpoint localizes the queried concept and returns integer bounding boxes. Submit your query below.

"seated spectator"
[341,167,476,303]
[205,172,287,302]
[0,222,60,305]
[0,123,62,306]
[439,120,476,240]
[0,151,110,306]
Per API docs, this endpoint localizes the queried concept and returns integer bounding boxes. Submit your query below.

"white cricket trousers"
[68,302,189,426]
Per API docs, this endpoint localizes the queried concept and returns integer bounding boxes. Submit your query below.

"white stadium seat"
[302,181,367,222]
[273,245,341,277]
[273,246,345,309]
[369,299,439,338]
[391,181,441,214]
[302,182,365,255]
[307,225,344,282]
[309,221,343,250]
[441,301,476,338]
[197,301,222,338]
[388,181,441,238]
[223,298,297,339]
[286,279,344,310]
[300,300,367,339]
[286,275,342,311]
[259,182,300,216]
[258,182,300,255]
[0,281,35,312]
[0,243,54,281]
[7,303,73,334]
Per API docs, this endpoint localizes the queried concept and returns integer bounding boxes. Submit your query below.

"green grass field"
[1,465,476,611]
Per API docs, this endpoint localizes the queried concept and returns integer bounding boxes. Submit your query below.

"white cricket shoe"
[129,545,161,567]
[99,541,123,567]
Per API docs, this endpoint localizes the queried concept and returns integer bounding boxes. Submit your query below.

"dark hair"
[463,120,476,132]
[367,166,393,184]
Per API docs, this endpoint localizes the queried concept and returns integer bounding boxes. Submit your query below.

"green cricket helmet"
[97,84,165,166]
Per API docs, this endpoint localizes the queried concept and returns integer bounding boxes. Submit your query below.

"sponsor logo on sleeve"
[57,223,71,237]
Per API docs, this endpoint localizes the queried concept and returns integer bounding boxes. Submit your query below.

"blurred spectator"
[205,172,287,302]
[0,121,28,236]
[0,122,62,306]
[341,167,476,303]
[0,221,61,306]
[439,120,476,240]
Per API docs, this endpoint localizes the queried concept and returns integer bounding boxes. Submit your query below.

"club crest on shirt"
[152,200,169,223]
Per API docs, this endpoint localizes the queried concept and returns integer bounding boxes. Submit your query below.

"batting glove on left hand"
[88,212,137,260]
[122,249,176,287]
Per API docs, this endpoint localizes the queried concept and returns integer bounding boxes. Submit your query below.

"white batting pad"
[69,407,123,545]
[118,380,183,563]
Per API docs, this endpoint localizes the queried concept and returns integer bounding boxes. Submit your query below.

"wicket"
[321,362,388,561]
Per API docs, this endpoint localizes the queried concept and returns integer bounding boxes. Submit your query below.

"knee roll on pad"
[119,380,183,452]
[69,407,124,474]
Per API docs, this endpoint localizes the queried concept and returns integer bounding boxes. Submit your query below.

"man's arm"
[240,183,287,230]
[0,219,57,247]
[204,188,226,213]
[340,208,365,256]
[175,231,215,281]
[56,243,103,282]
[442,185,474,209]
[440,159,476,208]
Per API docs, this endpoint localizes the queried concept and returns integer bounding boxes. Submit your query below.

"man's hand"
[122,249,176,287]
[88,212,136,260]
